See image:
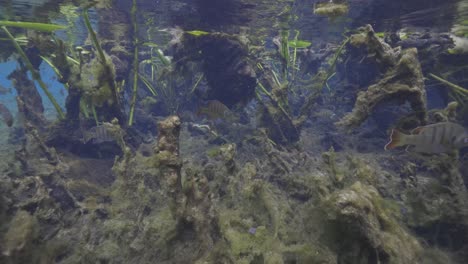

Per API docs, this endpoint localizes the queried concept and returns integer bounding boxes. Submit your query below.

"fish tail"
[384,129,406,150]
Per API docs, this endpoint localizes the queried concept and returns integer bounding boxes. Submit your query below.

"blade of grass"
[190,73,204,94]
[0,20,66,32]
[429,73,468,96]
[128,0,139,126]
[138,73,157,96]
[82,9,106,64]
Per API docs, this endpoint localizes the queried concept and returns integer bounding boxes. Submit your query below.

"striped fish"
[196,100,234,120]
[385,122,468,153]
[83,125,115,144]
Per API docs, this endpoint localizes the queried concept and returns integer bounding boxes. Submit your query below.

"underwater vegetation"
[0,0,468,263]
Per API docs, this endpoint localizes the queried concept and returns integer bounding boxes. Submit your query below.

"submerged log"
[336,25,427,129]
[8,69,47,129]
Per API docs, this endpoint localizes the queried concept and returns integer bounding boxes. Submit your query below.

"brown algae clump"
[314,2,349,17]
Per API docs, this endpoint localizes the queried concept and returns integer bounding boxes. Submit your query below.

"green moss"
[80,52,117,108]
[323,182,423,263]
[206,147,221,158]
[322,147,344,187]
[95,240,121,261]
[282,244,337,263]
[2,210,39,257]
[314,3,349,17]
[420,248,454,264]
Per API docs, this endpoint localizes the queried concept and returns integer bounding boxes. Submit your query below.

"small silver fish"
[83,125,114,144]
[385,122,468,153]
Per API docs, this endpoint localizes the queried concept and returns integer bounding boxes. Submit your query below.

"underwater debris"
[219,143,237,173]
[0,103,13,127]
[154,116,184,218]
[256,85,300,145]
[385,122,468,153]
[1,210,39,257]
[337,28,427,129]
[444,101,459,121]
[314,1,349,17]
[323,181,423,263]
[8,69,47,128]
[322,147,344,187]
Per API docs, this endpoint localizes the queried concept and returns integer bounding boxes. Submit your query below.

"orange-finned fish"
[385,122,468,153]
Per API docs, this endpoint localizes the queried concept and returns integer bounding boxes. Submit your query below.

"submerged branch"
[2,26,64,119]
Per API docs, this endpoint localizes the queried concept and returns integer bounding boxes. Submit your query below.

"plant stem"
[128,0,139,126]
[91,104,99,126]
[429,73,468,96]
[82,9,106,64]
[2,26,65,119]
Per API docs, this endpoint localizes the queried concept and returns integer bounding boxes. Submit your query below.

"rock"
[323,181,423,263]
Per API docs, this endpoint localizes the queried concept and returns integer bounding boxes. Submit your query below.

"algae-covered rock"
[323,181,423,263]
[1,210,39,257]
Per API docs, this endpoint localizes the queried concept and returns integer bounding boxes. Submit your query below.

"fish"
[0,85,12,95]
[0,103,13,127]
[196,100,235,121]
[384,122,468,153]
[82,125,115,144]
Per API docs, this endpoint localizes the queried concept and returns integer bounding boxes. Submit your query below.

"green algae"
[322,181,423,263]
[1,210,39,257]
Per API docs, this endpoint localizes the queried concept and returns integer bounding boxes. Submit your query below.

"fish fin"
[411,126,425,134]
[384,129,406,150]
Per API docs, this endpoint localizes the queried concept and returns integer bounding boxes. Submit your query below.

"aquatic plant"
[128,0,139,126]
[82,7,124,124]
[0,20,66,32]
[429,73,468,104]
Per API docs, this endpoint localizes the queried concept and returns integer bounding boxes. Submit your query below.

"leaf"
[288,40,311,48]
[138,73,157,96]
[142,42,158,48]
[185,30,210,37]
[0,20,66,32]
